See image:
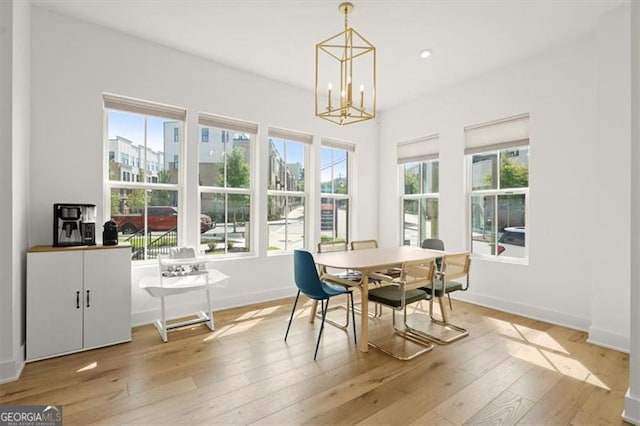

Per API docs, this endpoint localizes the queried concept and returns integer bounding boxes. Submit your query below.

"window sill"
[131,251,258,268]
[471,254,529,266]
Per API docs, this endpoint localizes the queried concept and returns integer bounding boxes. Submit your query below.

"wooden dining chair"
[349,239,385,317]
[350,239,378,251]
[351,239,402,280]
[366,258,436,360]
[317,241,361,281]
[314,241,359,329]
[420,252,471,344]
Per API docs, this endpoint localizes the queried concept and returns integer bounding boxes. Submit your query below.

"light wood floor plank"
[464,389,536,425]
[432,356,534,424]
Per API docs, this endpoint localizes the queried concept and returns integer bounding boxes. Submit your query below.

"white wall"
[0,0,30,384]
[0,0,15,383]
[379,7,631,351]
[590,4,631,351]
[624,0,640,423]
[29,7,378,325]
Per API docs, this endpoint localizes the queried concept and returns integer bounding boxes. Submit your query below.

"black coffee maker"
[103,221,118,246]
[53,203,96,246]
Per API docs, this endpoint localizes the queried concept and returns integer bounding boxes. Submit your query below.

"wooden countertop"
[28,243,131,253]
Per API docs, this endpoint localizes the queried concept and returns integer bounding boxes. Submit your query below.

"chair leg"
[368,306,433,360]
[314,299,329,360]
[284,290,301,342]
[447,293,453,310]
[415,296,469,345]
[316,294,350,329]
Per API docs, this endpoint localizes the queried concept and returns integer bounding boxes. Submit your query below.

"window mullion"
[143,116,148,260]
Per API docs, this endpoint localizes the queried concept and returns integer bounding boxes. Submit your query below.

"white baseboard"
[623,388,640,425]
[132,287,295,327]
[587,326,630,353]
[454,292,591,333]
[0,343,25,384]
[455,293,631,353]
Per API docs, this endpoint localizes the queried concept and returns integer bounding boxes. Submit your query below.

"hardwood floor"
[0,296,630,425]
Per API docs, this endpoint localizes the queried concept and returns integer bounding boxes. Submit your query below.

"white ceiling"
[32,0,624,111]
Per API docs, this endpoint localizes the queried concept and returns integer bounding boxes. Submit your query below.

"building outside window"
[202,127,209,143]
[398,135,440,246]
[320,140,353,243]
[466,114,529,260]
[198,113,256,256]
[267,128,310,253]
[104,94,184,261]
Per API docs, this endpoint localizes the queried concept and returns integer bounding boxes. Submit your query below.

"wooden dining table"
[313,246,445,353]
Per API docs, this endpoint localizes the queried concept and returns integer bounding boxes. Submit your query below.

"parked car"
[111,206,214,234]
[497,226,525,257]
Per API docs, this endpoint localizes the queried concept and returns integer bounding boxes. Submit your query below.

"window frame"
[467,146,529,262]
[397,135,440,248]
[400,159,440,247]
[319,140,354,244]
[104,96,185,262]
[197,114,257,258]
[267,129,311,255]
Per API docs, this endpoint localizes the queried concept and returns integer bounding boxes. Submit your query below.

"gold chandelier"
[315,2,376,126]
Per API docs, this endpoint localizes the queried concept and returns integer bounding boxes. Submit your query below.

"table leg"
[309,300,318,323]
[359,275,369,353]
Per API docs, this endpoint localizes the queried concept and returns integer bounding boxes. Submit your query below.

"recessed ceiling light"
[419,49,432,59]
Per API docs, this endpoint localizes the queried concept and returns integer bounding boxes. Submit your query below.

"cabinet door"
[83,247,132,348]
[27,251,83,361]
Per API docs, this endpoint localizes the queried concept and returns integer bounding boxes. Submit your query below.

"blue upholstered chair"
[284,250,357,360]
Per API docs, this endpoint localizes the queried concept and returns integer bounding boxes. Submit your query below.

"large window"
[320,140,353,243]
[198,114,256,257]
[267,128,310,253]
[104,94,185,261]
[398,135,439,246]
[402,160,439,246]
[466,114,529,260]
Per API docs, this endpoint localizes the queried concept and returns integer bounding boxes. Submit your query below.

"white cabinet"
[27,245,131,361]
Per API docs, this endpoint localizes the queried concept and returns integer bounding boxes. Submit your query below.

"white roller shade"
[103,93,186,121]
[198,113,258,134]
[465,113,529,154]
[397,134,439,164]
[268,127,313,145]
[321,138,355,152]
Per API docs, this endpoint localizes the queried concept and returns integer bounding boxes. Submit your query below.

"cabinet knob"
[76,291,80,309]
[86,290,90,308]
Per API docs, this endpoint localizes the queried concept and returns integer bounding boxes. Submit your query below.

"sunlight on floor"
[202,300,311,342]
[236,305,281,321]
[202,318,264,341]
[76,361,98,372]
[486,317,611,390]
